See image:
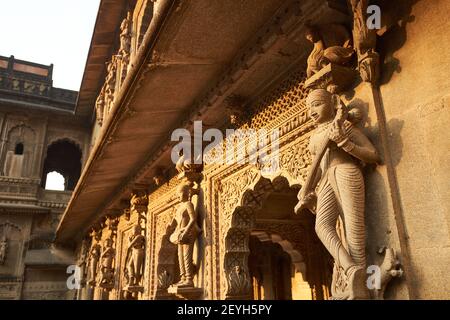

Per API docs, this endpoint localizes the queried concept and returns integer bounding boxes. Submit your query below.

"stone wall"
[376,0,450,299]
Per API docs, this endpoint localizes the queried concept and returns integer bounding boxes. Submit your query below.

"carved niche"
[0,221,22,271]
[0,222,21,266]
[2,124,36,178]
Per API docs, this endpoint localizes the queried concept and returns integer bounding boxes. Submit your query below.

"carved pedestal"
[167,285,203,300]
[154,288,178,300]
[305,63,357,93]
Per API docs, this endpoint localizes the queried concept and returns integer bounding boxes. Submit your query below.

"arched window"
[14,143,24,155]
[44,171,65,191]
[41,140,82,191]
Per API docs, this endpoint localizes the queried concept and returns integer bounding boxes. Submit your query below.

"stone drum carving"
[169,182,201,288]
[295,89,379,299]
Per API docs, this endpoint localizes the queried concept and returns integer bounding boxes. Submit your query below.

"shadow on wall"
[194,188,206,289]
[347,98,406,298]
[375,0,421,85]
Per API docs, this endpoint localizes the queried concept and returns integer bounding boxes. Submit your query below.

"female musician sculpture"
[295,89,379,299]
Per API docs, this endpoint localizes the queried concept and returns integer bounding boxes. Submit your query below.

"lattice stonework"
[206,67,315,299]
[243,70,309,130]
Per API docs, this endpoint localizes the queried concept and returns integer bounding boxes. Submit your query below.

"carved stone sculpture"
[227,265,251,298]
[119,12,132,80]
[104,57,117,114]
[95,87,105,127]
[87,240,101,287]
[305,25,354,78]
[0,236,7,265]
[169,182,201,288]
[98,238,116,289]
[124,225,145,290]
[349,0,379,84]
[157,269,173,290]
[295,89,380,299]
[373,247,403,300]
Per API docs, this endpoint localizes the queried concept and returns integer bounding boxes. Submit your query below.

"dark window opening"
[41,140,82,191]
[14,142,24,155]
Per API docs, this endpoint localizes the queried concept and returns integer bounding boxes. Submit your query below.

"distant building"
[0,55,91,299]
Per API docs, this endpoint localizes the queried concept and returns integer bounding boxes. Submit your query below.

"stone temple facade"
[5,0,450,300]
[0,55,91,299]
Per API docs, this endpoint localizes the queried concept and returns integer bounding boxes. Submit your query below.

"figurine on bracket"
[295,89,379,299]
[124,225,145,290]
[305,24,354,78]
[169,182,201,288]
[98,238,115,289]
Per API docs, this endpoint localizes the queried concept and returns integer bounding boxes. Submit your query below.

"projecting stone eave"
[56,0,350,246]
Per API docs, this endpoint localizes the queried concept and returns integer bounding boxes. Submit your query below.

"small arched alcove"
[41,139,82,191]
[14,143,24,155]
[223,175,333,300]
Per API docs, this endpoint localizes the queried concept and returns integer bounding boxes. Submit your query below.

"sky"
[45,171,65,191]
[0,0,100,91]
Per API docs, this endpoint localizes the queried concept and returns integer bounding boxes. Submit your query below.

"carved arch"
[222,173,308,299]
[46,137,83,154]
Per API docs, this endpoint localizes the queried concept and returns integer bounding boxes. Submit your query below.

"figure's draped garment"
[311,124,366,269]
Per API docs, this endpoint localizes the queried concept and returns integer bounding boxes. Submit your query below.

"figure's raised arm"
[338,126,380,164]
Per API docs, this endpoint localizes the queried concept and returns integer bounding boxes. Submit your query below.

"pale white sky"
[0,0,100,91]
[45,171,65,191]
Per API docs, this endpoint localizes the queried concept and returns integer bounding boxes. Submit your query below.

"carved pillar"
[223,207,254,300]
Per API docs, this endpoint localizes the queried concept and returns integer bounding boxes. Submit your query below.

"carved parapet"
[305,63,357,93]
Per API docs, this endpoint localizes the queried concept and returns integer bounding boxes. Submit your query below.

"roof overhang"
[56,0,350,245]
